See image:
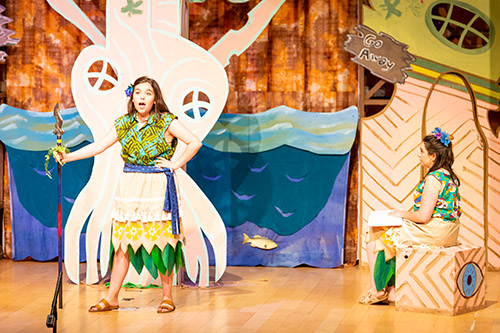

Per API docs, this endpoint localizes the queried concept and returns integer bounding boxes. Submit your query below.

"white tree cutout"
[46,0,285,286]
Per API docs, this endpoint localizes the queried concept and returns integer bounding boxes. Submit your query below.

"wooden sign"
[344,24,415,84]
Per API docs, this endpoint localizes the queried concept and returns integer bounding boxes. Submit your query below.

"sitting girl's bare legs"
[386,285,395,302]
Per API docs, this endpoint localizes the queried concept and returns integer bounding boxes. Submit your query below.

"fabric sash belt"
[123,163,180,235]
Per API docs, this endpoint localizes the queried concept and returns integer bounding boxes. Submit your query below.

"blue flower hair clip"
[125,84,133,97]
[431,127,453,147]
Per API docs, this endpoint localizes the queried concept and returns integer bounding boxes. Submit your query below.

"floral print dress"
[371,169,461,290]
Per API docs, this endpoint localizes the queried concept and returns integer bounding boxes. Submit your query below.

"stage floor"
[0,260,499,332]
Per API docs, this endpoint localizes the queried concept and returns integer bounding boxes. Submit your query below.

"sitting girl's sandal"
[359,290,389,305]
[157,299,176,313]
[88,298,119,312]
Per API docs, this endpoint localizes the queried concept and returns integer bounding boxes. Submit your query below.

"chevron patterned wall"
[359,76,500,269]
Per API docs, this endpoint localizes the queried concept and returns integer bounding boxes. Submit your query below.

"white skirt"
[110,170,184,255]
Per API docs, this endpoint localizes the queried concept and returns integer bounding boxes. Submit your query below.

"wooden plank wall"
[2,0,359,264]
[190,0,358,114]
[5,0,106,111]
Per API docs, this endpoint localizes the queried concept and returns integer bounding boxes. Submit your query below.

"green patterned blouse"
[413,169,461,222]
[114,112,177,166]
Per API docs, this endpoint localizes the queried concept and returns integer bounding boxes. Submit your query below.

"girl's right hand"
[55,151,68,164]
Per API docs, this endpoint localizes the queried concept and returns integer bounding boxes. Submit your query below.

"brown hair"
[423,134,460,186]
[126,76,171,117]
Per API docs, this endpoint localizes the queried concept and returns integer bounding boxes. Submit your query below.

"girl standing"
[59,76,201,313]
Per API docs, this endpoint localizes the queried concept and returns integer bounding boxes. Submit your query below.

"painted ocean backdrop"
[0,103,358,268]
[187,105,359,268]
[0,104,94,261]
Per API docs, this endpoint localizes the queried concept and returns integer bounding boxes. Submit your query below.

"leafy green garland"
[44,145,69,179]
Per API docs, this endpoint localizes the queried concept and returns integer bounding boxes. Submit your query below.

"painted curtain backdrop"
[0,104,93,260]
[188,105,359,267]
[0,103,358,268]
[4,0,359,263]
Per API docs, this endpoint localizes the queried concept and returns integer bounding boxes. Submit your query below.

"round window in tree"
[182,90,211,121]
[86,60,119,92]
[425,1,494,54]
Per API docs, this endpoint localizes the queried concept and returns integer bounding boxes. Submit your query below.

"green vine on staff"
[44,145,69,179]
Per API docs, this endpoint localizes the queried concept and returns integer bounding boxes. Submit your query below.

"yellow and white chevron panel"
[395,245,485,315]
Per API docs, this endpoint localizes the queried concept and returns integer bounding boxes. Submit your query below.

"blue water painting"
[0,104,93,261]
[189,146,348,236]
[188,105,359,268]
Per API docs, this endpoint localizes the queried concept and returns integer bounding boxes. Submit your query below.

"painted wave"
[8,158,89,261]
[204,154,350,268]
[188,145,349,235]
[0,104,93,151]
[204,105,359,154]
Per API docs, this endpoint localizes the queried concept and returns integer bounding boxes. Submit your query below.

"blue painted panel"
[188,105,359,268]
[7,143,93,261]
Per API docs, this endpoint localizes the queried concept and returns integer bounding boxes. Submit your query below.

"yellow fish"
[242,233,278,250]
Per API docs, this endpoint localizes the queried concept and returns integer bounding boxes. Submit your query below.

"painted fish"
[242,233,278,250]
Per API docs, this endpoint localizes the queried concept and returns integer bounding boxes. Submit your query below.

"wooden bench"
[395,244,485,315]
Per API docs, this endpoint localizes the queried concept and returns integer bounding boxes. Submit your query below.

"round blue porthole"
[425,1,495,54]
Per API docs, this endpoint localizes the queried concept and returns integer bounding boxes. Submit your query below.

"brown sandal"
[157,299,176,313]
[359,290,389,305]
[88,298,119,312]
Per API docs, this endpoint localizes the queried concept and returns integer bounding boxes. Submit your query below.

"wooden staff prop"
[46,103,64,331]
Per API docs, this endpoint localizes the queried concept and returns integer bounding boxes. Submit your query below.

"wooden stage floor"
[1,260,499,332]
